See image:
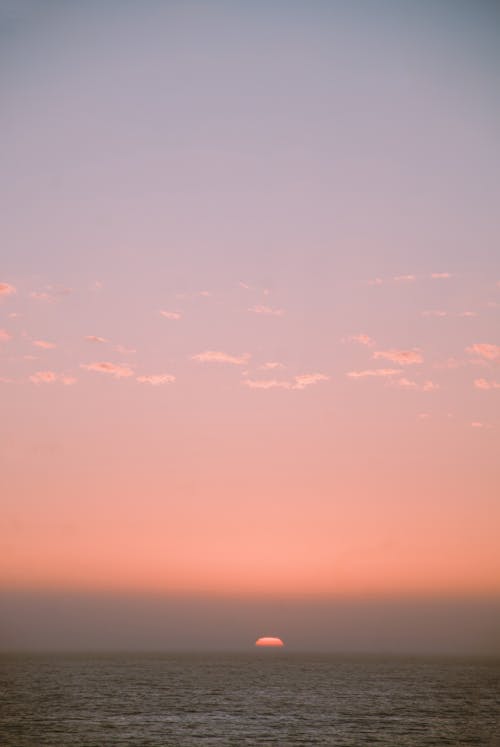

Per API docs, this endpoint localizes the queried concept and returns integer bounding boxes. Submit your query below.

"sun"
[255,636,284,647]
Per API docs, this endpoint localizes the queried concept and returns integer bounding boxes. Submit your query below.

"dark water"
[1,654,499,746]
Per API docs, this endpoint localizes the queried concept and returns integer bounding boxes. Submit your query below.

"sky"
[1,0,499,652]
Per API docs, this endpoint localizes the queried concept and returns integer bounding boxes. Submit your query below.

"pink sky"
[1,2,499,614]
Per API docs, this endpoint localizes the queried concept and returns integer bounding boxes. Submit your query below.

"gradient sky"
[1,1,499,650]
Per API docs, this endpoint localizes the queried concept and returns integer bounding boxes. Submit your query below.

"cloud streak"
[344,334,376,347]
[0,282,16,296]
[29,371,76,385]
[33,340,57,349]
[347,369,402,379]
[81,362,134,378]
[248,305,284,316]
[191,350,250,365]
[136,374,175,385]
[474,378,500,390]
[84,336,109,343]
[466,343,500,361]
[373,349,423,365]
[243,373,329,391]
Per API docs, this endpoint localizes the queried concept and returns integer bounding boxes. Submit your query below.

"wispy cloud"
[160,310,182,320]
[29,371,57,384]
[30,285,72,302]
[422,310,477,318]
[393,274,416,283]
[430,272,452,279]
[248,305,284,316]
[293,373,329,389]
[136,374,176,385]
[84,335,109,343]
[344,333,376,347]
[466,343,500,361]
[260,361,285,370]
[243,373,329,391]
[373,349,423,365]
[389,378,439,392]
[433,357,466,370]
[421,310,448,318]
[0,329,12,343]
[114,344,136,354]
[33,340,57,349]
[367,277,383,286]
[347,368,402,379]
[0,282,16,296]
[191,350,250,365]
[474,378,500,390]
[30,371,77,385]
[243,378,291,390]
[81,361,134,378]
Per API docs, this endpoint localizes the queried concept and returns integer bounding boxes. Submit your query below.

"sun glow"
[255,637,284,647]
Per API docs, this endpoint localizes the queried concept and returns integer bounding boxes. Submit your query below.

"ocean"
[1,653,499,745]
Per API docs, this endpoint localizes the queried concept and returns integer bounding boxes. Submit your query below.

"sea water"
[1,653,499,745]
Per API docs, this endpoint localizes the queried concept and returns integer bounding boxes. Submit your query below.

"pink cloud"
[347,368,402,379]
[393,274,416,282]
[471,422,484,428]
[345,334,376,346]
[242,373,329,391]
[136,374,176,385]
[0,282,16,296]
[81,361,134,378]
[160,310,182,320]
[33,340,57,349]
[0,376,14,383]
[430,272,451,279]
[474,378,500,390]
[389,378,438,392]
[114,344,136,354]
[433,357,465,370]
[260,361,285,370]
[292,373,329,389]
[84,335,109,343]
[29,371,57,384]
[421,310,448,318]
[0,329,12,343]
[418,413,430,420]
[248,305,284,317]
[422,381,439,392]
[30,371,77,385]
[373,349,423,365]
[367,278,383,286]
[466,343,500,361]
[61,376,77,386]
[30,286,72,303]
[243,378,291,390]
[191,350,250,365]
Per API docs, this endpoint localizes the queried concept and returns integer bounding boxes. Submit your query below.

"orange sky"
[1,1,499,607]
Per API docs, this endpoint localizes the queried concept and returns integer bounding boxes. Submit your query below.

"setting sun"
[255,637,284,648]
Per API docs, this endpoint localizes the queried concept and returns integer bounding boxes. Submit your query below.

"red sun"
[255,637,284,647]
